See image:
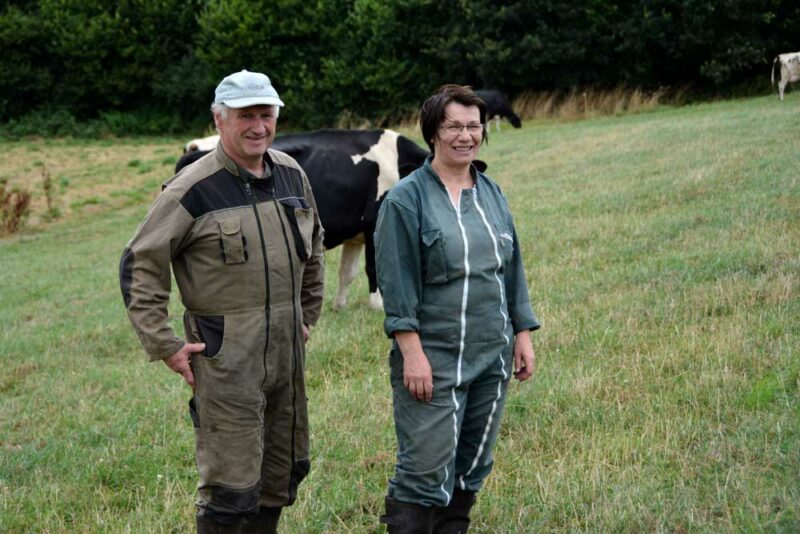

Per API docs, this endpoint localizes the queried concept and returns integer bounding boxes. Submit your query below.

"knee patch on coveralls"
[198,483,261,524]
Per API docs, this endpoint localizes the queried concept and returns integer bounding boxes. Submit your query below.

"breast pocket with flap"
[218,218,247,264]
[421,228,448,284]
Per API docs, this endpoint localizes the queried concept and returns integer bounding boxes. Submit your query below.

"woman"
[375,84,540,533]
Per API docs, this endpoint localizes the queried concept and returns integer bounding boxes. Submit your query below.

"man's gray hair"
[211,103,280,120]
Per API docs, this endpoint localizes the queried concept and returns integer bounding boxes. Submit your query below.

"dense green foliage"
[1,0,798,132]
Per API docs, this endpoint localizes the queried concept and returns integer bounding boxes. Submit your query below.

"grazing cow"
[175,129,430,310]
[475,89,522,130]
[772,52,800,100]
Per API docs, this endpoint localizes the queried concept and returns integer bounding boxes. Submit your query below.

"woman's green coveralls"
[375,157,540,507]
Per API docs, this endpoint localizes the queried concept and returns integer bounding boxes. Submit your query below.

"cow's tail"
[772,56,779,88]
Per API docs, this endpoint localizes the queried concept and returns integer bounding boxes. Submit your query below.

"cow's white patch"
[351,130,401,200]
[185,134,220,153]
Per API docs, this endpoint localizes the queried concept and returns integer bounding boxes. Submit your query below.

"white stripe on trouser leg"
[459,357,509,489]
[441,388,460,503]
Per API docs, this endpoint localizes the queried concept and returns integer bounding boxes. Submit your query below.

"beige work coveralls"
[120,146,325,521]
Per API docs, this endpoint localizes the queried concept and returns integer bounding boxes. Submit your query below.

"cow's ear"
[474,160,488,173]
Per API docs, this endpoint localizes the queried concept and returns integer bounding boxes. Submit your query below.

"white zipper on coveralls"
[442,186,471,504]
[458,190,511,490]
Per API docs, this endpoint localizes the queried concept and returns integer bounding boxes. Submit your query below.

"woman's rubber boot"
[241,506,282,534]
[431,488,477,534]
[379,496,434,533]
[196,513,242,534]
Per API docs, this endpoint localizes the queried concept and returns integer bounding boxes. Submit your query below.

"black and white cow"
[475,89,522,130]
[772,52,800,100]
[176,129,430,310]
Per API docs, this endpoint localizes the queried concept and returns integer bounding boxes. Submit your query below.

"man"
[119,70,325,533]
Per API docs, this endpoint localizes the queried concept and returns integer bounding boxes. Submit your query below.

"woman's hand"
[395,331,434,402]
[403,351,434,401]
[512,330,536,381]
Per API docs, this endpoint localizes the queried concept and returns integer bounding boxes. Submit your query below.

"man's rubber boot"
[431,488,477,534]
[196,513,243,534]
[379,496,434,533]
[241,506,282,534]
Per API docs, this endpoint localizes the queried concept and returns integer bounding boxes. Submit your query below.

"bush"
[0,178,32,235]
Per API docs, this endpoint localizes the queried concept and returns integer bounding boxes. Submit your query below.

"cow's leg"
[779,78,787,100]
[364,227,383,310]
[334,239,363,310]
[495,116,501,131]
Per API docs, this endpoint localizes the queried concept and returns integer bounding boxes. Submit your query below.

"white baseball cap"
[214,70,285,108]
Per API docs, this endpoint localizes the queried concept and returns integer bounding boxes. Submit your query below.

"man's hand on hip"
[164,343,205,388]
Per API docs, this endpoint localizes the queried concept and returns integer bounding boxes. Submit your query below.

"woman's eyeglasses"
[440,122,484,136]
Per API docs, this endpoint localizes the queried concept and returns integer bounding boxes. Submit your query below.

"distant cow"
[772,52,800,100]
[176,130,430,310]
[475,89,521,130]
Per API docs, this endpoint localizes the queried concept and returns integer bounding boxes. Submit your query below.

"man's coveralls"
[120,146,325,522]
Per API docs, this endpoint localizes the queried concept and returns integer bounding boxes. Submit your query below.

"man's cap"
[214,70,284,109]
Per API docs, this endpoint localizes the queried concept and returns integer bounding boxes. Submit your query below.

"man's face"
[215,105,278,166]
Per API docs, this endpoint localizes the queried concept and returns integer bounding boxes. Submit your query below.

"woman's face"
[432,102,483,169]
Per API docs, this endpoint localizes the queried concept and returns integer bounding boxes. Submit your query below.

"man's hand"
[164,342,205,388]
[512,330,536,382]
[302,323,310,342]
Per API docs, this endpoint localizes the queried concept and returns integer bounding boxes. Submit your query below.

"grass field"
[1,94,798,533]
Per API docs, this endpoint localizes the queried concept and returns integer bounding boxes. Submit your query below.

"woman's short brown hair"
[420,84,488,153]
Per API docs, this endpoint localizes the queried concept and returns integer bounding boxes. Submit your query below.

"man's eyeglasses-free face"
[440,122,485,136]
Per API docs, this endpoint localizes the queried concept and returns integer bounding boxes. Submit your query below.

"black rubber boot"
[431,488,477,534]
[196,513,243,534]
[379,496,434,533]
[241,506,282,534]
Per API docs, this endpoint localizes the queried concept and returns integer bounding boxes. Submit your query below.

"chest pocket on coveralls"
[280,198,313,261]
[494,223,514,265]
[218,218,247,264]
[421,228,448,284]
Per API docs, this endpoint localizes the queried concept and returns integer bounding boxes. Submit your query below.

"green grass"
[1,94,799,532]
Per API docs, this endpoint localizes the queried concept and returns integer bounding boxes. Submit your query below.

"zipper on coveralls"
[271,197,301,496]
[243,180,271,389]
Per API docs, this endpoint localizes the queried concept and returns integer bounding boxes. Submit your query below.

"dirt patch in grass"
[1,138,183,229]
